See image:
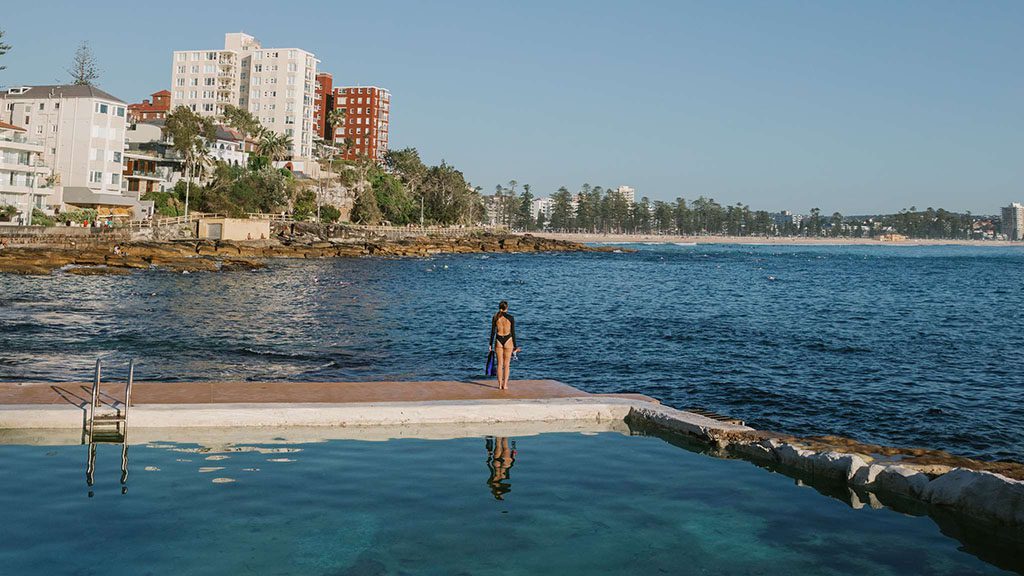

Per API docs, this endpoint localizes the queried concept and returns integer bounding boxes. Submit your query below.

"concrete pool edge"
[2,396,1023,531]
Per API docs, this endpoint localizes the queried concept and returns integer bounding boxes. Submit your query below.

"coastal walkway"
[0,379,656,407]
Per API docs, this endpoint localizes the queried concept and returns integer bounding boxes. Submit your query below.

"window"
[254,64,262,72]
[96,103,109,114]
[110,173,120,185]
[204,78,215,86]
[288,63,297,72]
[203,103,214,112]
[116,107,125,118]
[36,125,43,134]
[190,78,199,86]
[51,125,58,133]
[38,103,44,111]
[206,52,217,60]
[189,91,198,99]
[177,65,186,73]
[176,78,186,87]
[89,171,103,183]
[191,52,200,61]
[191,65,199,73]
[177,53,186,62]
[289,50,296,59]
[204,65,216,73]
[113,151,122,162]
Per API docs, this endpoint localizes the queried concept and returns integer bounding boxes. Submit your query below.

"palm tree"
[327,107,347,144]
[164,106,215,220]
[257,131,293,161]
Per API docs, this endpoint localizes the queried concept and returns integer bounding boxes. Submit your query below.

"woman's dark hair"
[498,300,508,311]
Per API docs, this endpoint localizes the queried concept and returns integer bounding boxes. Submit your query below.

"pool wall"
[2,394,1022,534]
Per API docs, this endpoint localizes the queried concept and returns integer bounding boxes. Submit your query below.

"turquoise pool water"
[0,432,1016,575]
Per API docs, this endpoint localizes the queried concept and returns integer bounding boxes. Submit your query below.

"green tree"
[549,187,574,231]
[830,212,844,237]
[516,183,534,231]
[327,107,347,143]
[68,41,100,86]
[164,106,216,219]
[257,131,293,161]
[386,148,429,225]
[221,104,262,144]
[371,168,415,224]
[0,30,11,71]
[320,205,341,223]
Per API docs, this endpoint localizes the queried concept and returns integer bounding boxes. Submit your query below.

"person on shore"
[489,300,520,390]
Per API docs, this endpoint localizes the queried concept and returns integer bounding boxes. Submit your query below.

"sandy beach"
[534,232,1021,247]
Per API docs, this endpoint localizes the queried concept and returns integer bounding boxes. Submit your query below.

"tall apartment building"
[313,72,333,141]
[616,185,636,203]
[1002,202,1024,241]
[330,85,390,164]
[170,33,319,160]
[0,85,136,215]
[0,121,50,224]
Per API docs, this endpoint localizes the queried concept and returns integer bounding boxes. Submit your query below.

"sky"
[1,0,1022,214]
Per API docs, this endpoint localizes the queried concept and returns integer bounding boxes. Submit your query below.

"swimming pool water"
[0,432,1015,575]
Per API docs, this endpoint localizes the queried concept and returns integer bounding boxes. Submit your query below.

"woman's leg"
[495,345,508,389]
[500,340,514,389]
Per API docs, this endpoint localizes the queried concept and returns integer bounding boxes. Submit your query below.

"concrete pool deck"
[1,378,1022,530]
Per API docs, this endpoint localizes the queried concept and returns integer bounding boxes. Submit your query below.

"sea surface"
[1,243,1023,461]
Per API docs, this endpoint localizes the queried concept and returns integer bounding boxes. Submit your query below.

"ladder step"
[93,414,125,422]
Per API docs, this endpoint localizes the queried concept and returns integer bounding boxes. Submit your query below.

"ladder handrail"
[88,359,100,444]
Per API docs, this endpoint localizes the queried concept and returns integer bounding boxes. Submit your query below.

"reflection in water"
[485,436,517,500]
[85,440,129,497]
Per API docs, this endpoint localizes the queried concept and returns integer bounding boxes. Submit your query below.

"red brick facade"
[313,73,333,141]
[128,90,171,123]
[331,86,390,164]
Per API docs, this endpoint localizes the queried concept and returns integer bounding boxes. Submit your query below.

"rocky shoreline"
[0,233,623,275]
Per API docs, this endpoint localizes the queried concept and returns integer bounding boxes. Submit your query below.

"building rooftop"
[1,84,126,104]
[0,121,26,132]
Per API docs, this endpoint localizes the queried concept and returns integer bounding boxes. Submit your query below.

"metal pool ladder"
[86,359,134,495]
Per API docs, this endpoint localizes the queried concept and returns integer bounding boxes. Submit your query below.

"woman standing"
[489,300,520,390]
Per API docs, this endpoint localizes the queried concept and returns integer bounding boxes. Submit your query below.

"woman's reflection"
[485,436,517,500]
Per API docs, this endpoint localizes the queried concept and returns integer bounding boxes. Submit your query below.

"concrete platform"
[0,379,657,407]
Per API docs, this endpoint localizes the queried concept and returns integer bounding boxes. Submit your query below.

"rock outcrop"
[0,233,616,275]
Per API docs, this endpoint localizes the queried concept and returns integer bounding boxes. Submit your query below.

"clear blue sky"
[2,1,1022,214]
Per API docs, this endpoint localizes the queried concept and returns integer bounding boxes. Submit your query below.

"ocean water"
[0,432,1015,575]
[1,243,1023,460]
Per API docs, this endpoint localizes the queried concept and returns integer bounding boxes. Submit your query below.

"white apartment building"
[0,85,136,216]
[616,185,636,204]
[0,121,50,225]
[171,33,319,161]
[531,197,553,221]
[1002,202,1024,241]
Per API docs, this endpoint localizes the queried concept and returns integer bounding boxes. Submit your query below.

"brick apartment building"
[128,90,171,123]
[313,72,333,141]
[330,85,390,164]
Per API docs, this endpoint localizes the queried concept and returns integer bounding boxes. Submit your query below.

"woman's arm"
[511,315,518,349]
[489,315,496,349]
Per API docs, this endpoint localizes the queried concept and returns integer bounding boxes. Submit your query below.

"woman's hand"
[514,347,522,353]
[489,345,493,352]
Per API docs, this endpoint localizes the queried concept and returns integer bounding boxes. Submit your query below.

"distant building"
[771,210,803,229]
[128,90,171,123]
[330,85,390,164]
[123,120,250,197]
[170,32,319,160]
[313,72,333,141]
[0,84,144,218]
[531,197,553,221]
[0,121,51,224]
[1001,202,1024,241]
[615,185,635,203]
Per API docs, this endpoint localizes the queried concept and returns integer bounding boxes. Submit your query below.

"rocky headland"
[0,233,624,275]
